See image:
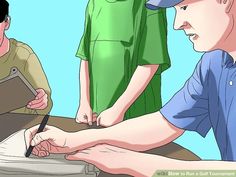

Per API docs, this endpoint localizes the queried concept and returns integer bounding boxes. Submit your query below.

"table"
[0,113,201,177]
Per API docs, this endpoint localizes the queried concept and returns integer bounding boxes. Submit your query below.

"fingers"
[96,112,110,127]
[25,124,50,148]
[89,112,97,125]
[28,98,47,109]
[76,114,88,124]
[32,148,50,157]
[92,113,97,122]
[27,89,48,109]
[87,112,97,125]
[96,116,110,127]
[24,128,35,149]
[26,125,59,157]
[32,142,50,157]
[87,112,93,126]
[35,88,46,99]
[96,116,101,126]
[27,124,51,135]
[27,96,47,108]
[31,131,50,147]
[38,142,50,157]
[76,112,97,125]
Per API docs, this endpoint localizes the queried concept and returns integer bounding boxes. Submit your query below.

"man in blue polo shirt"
[26,0,236,176]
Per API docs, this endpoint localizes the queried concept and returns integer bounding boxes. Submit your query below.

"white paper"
[0,129,99,176]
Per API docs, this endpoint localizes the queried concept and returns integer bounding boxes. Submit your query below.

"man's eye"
[180,5,188,10]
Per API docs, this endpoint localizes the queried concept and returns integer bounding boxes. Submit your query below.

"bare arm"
[115,65,159,113]
[79,60,90,105]
[76,60,94,124]
[66,144,236,177]
[97,65,160,126]
[73,111,184,152]
[27,111,184,155]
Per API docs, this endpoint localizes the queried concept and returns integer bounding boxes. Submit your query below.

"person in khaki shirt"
[0,0,52,115]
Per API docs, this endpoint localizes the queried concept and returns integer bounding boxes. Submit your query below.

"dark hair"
[0,0,9,23]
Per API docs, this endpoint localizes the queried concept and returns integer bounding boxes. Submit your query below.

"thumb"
[65,154,78,161]
[65,152,87,161]
[87,111,93,126]
[31,132,50,146]
[96,116,101,126]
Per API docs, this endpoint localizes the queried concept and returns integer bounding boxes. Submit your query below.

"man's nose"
[173,13,189,30]
[174,21,190,30]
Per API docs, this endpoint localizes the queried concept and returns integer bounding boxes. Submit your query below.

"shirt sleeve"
[160,59,211,137]
[23,53,53,115]
[137,8,170,74]
[75,3,92,61]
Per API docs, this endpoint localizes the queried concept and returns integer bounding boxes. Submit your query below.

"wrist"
[67,129,107,152]
[79,99,91,107]
[112,101,127,115]
[126,153,159,177]
[116,152,147,177]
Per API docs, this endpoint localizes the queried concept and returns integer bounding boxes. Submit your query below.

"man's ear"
[225,0,234,13]
[5,16,10,30]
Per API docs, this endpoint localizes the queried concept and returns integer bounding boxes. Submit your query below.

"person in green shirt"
[0,0,52,115]
[76,0,170,127]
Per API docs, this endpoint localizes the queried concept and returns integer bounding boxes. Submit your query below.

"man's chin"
[192,43,209,53]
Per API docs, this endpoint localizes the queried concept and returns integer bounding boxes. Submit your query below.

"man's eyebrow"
[178,2,189,6]
[180,0,200,6]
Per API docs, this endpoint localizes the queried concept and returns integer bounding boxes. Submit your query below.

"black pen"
[25,114,50,157]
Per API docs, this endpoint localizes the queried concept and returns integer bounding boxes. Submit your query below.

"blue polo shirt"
[161,50,236,161]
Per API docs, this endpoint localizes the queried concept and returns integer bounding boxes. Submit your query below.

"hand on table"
[66,144,133,174]
[27,88,48,110]
[76,104,97,125]
[25,125,72,157]
[97,107,125,127]
[66,144,139,176]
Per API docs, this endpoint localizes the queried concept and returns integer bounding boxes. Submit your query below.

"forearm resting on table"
[69,112,184,152]
[79,60,90,104]
[113,65,159,113]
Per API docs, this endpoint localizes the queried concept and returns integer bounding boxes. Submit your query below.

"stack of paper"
[0,129,99,177]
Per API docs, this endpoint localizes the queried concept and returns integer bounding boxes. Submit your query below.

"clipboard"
[0,67,37,115]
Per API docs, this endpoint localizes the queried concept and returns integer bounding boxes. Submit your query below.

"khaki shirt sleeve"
[138,9,171,74]
[23,53,53,115]
[76,2,92,61]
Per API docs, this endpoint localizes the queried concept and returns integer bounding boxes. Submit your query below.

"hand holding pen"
[25,116,71,157]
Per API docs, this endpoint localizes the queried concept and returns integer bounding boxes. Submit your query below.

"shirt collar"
[222,51,235,68]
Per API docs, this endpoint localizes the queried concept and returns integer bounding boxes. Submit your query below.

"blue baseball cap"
[146,0,183,9]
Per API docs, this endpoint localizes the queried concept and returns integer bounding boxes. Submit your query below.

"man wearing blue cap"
[26,0,236,176]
